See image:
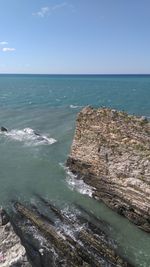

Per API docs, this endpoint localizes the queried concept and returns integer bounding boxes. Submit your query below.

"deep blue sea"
[0,74,150,266]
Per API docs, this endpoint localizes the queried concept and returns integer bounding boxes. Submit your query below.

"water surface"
[0,74,150,266]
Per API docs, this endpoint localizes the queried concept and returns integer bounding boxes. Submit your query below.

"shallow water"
[0,74,150,266]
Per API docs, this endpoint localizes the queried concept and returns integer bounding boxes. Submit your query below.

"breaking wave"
[0,127,57,146]
[60,163,94,197]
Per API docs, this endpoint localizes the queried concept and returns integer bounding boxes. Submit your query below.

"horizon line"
[0,73,150,75]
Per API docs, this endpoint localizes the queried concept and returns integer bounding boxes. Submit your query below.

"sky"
[0,0,150,74]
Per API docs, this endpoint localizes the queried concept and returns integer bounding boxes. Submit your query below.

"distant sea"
[0,74,150,266]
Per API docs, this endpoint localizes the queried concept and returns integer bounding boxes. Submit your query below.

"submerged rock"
[67,106,150,232]
[2,198,133,267]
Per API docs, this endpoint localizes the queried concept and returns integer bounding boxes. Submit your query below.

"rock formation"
[0,127,8,132]
[0,208,31,267]
[67,106,150,232]
[0,197,133,267]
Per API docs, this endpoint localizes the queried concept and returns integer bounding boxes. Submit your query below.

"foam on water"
[54,206,86,242]
[67,170,94,197]
[60,164,94,197]
[0,128,57,146]
[69,105,81,109]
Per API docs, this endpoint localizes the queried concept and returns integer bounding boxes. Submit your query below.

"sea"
[0,74,150,266]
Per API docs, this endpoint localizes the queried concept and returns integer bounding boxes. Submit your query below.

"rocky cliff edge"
[67,106,150,232]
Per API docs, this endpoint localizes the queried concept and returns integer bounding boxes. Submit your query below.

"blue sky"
[0,0,150,74]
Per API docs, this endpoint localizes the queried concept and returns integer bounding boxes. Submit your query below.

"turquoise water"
[0,74,150,266]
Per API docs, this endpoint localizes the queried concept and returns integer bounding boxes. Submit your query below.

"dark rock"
[0,208,9,225]
[6,200,133,267]
[1,126,8,132]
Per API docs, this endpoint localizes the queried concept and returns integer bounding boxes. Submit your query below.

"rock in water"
[0,127,8,132]
[9,200,133,267]
[67,106,150,232]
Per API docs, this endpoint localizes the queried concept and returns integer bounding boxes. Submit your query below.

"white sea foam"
[55,206,85,242]
[66,171,94,197]
[1,127,57,146]
[60,163,94,197]
[69,104,80,109]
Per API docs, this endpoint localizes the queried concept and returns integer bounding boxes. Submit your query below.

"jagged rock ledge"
[67,106,150,232]
[0,208,31,267]
[0,197,134,267]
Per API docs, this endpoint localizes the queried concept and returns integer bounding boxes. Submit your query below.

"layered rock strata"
[1,197,133,267]
[67,106,150,232]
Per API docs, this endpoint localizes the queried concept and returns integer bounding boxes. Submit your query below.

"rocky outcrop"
[0,208,31,267]
[1,197,133,267]
[67,106,150,232]
[0,127,8,132]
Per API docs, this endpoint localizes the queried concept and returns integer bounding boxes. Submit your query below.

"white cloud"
[0,42,16,52]
[0,41,8,45]
[32,7,49,17]
[52,2,67,11]
[32,3,75,18]
[52,2,75,13]
[2,47,16,52]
